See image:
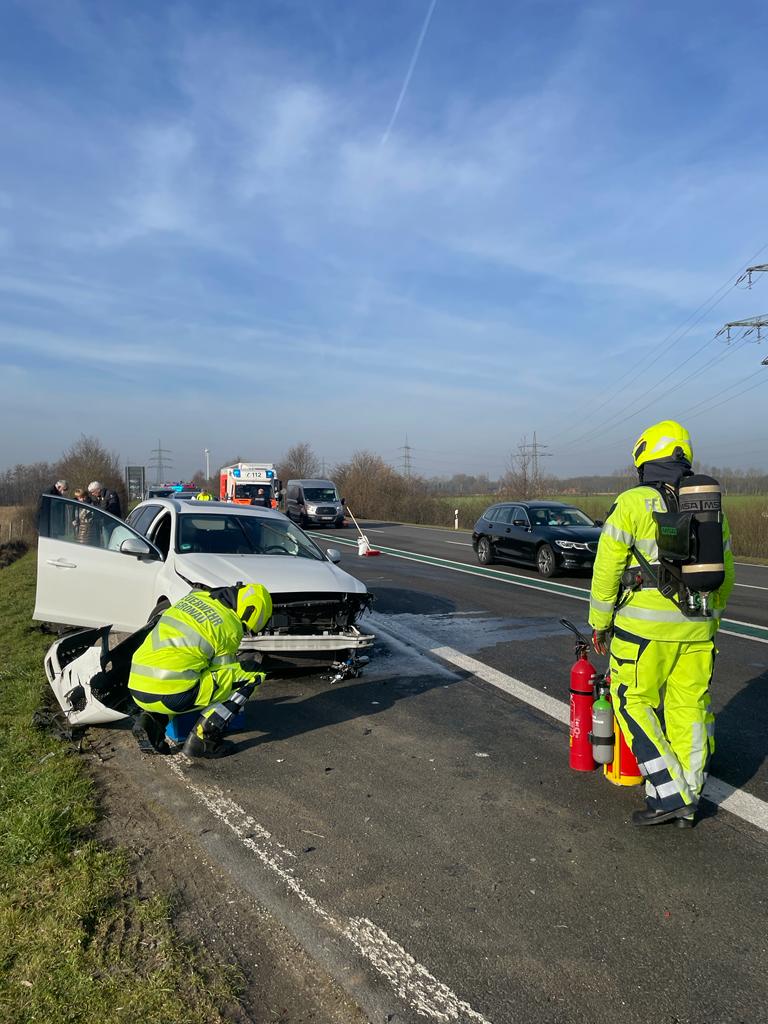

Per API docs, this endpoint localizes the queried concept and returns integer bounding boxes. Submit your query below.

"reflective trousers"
[132,671,264,723]
[609,627,716,811]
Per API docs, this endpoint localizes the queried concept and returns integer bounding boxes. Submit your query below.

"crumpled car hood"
[171,552,368,595]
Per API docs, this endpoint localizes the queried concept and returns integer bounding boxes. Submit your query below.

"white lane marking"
[445,541,472,547]
[734,582,768,591]
[703,777,768,831]
[345,918,492,1024]
[351,541,768,646]
[165,758,491,1023]
[371,615,768,834]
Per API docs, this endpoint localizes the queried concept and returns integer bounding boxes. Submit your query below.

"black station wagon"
[471,501,603,577]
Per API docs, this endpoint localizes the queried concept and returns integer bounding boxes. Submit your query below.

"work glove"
[592,629,611,656]
[236,650,262,673]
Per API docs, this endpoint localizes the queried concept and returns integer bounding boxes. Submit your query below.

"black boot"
[632,804,696,827]
[182,729,237,759]
[675,814,696,829]
[132,711,170,754]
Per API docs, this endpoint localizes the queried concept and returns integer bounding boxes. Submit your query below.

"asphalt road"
[324,520,768,629]
[146,525,768,1024]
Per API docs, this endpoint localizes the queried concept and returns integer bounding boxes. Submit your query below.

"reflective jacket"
[128,589,266,708]
[589,485,735,641]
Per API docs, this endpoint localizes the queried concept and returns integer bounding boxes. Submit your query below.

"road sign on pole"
[125,466,146,503]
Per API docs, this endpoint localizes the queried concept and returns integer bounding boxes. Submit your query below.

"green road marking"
[314,533,768,645]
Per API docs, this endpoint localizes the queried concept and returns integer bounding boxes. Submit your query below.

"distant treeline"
[420,466,768,498]
[3,445,767,508]
[0,436,127,510]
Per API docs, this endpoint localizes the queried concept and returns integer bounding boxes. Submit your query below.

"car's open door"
[34,495,164,631]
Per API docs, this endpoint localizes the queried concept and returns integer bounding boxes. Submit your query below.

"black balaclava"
[638,454,692,487]
[207,584,239,612]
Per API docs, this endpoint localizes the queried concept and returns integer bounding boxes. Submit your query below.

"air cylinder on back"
[678,474,726,593]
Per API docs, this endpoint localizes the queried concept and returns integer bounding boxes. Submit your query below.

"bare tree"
[57,435,127,511]
[501,436,535,499]
[279,442,321,482]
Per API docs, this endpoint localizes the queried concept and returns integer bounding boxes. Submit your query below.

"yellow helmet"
[632,420,692,468]
[236,583,272,633]
[195,491,212,501]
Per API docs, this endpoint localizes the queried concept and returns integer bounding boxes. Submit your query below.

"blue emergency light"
[266,470,274,478]
[233,468,241,477]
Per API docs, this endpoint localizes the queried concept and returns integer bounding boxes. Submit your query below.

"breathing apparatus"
[627,421,726,619]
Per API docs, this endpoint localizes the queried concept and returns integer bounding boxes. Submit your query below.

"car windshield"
[235,484,272,500]
[303,488,338,502]
[176,513,325,559]
[530,507,595,528]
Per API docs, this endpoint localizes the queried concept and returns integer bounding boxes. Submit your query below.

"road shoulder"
[91,723,370,1024]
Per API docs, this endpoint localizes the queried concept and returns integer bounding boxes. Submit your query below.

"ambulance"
[219,463,280,508]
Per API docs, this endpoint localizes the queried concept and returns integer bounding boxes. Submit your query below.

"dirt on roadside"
[83,725,369,1024]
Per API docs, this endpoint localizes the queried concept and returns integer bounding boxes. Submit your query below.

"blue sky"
[2,0,767,480]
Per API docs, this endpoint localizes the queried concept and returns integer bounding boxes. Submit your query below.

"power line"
[558,315,765,455]
[549,242,768,452]
[685,372,768,420]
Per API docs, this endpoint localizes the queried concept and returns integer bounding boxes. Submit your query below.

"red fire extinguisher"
[561,619,597,772]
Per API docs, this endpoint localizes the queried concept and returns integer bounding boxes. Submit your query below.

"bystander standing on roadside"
[71,488,95,544]
[88,480,122,518]
[36,479,68,531]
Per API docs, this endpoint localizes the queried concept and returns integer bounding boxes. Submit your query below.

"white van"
[284,479,345,528]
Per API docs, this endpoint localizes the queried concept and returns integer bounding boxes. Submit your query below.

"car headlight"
[554,540,590,550]
[306,505,317,513]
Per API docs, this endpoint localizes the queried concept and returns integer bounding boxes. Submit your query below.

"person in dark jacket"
[88,480,121,518]
[36,479,69,530]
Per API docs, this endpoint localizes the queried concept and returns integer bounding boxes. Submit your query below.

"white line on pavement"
[371,614,768,835]
[445,541,472,546]
[165,758,492,1024]
[337,537,768,645]
[735,583,768,591]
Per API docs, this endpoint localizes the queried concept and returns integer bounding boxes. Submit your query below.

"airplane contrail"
[380,0,439,146]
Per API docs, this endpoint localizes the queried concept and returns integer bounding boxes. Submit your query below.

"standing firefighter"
[589,421,734,827]
[129,583,272,759]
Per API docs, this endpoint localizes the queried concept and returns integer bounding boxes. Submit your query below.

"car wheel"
[334,518,345,529]
[476,536,495,565]
[536,544,557,577]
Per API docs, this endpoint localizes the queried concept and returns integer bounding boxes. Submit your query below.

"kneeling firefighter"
[128,583,272,759]
[589,421,734,827]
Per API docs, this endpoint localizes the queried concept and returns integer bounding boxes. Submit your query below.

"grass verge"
[0,553,241,1024]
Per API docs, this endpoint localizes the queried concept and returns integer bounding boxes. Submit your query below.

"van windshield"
[303,487,338,502]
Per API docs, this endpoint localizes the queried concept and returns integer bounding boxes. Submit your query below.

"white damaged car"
[36,495,374,673]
